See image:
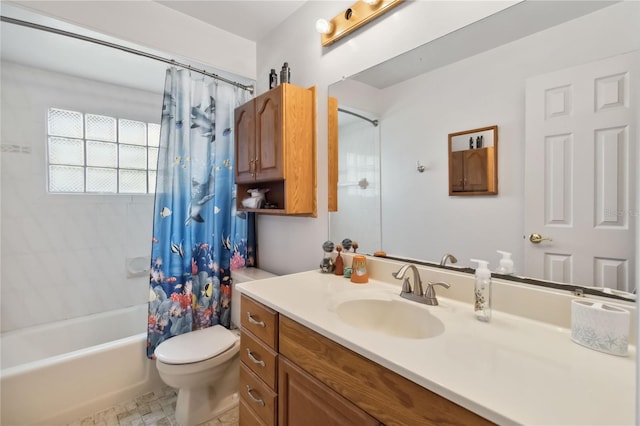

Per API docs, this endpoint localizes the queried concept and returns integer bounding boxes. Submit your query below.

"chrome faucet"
[424,281,451,306]
[392,264,424,304]
[440,253,458,267]
[392,263,451,305]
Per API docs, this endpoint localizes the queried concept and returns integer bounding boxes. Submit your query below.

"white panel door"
[524,51,638,291]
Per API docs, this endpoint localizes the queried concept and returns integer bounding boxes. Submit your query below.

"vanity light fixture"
[316,0,404,47]
[315,18,334,35]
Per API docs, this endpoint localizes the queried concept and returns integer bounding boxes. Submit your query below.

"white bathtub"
[1,304,164,426]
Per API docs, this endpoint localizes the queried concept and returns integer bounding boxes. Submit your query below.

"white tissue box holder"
[570,299,630,356]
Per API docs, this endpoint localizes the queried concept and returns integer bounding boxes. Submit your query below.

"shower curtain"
[147,68,255,358]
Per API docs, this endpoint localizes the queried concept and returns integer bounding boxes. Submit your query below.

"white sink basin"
[335,298,445,339]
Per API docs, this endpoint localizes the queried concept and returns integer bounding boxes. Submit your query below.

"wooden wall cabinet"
[451,147,495,193]
[448,125,498,196]
[328,96,338,212]
[234,83,317,216]
[239,294,492,426]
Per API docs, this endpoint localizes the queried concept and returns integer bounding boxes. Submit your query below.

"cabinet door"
[451,151,465,192]
[463,149,489,191]
[235,101,256,183]
[278,357,380,426]
[255,88,284,182]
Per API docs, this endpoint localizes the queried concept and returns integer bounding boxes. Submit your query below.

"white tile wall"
[1,62,163,332]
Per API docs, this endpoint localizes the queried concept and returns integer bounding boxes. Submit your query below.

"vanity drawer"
[241,329,278,389]
[240,363,277,426]
[241,295,278,350]
[240,398,268,426]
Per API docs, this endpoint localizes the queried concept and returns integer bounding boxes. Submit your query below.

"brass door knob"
[529,233,552,244]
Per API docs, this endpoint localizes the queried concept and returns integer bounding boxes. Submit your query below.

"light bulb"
[362,0,380,5]
[315,18,334,35]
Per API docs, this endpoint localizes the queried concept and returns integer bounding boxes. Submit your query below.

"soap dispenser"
[471,259,491,322]
[495,250,514,275]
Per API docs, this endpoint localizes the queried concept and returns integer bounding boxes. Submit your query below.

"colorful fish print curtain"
[147,68,255,358]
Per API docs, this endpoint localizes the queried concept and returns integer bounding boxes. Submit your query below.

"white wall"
[378,1,640,270]
[256,0,516,274]
[255,0,640,274]
[0,62,162,332]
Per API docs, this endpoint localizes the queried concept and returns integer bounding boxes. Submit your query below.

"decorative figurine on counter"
[334,244,344,276]
[320,240,335,273]
[476,135,483,148]
[341,238,353,252]
[469,136,474,149]
[343,267,352,278]
[352,241,359,253]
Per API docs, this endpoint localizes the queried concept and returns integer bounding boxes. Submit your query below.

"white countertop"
[237,270,636,426]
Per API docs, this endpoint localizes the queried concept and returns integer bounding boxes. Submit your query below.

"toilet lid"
[154,325,237,364]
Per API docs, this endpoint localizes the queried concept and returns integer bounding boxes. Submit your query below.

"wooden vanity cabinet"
[234,83,316,216]
[239,295,492,426]
[278,316,493,426]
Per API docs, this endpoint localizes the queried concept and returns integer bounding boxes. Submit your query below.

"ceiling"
[155,1,308,42]
[0,1,308,93]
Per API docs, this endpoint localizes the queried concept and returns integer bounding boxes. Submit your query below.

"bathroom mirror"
[329,1,638,300]
[448,125,498,196]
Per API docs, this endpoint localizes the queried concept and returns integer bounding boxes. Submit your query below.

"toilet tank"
[230,268,277,329]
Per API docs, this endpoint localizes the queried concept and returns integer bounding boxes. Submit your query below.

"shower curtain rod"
[1,15,255,94]
[338,107,379,127]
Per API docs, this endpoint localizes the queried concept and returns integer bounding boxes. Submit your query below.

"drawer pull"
[247,312,265,327]
[245,385,265,407]
[246,349,266,367]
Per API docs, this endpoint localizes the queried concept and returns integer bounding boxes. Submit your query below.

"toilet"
[154,268,275,426]
[155,326,240,426]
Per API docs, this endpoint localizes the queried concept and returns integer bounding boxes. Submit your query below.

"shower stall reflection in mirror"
[329,106,382,255]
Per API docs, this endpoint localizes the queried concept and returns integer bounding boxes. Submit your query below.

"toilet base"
[174,388,239,426]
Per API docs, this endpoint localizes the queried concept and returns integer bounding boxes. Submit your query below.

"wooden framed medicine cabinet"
[448,125,498,196]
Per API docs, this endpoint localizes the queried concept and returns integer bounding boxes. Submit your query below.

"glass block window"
[47,108,159,194]
[86,114,117,142]
[119,119,147,145]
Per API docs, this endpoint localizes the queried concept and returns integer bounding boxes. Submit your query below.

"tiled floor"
[66,386,239,426]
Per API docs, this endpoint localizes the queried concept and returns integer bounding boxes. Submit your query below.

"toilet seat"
[155,325,238,364]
